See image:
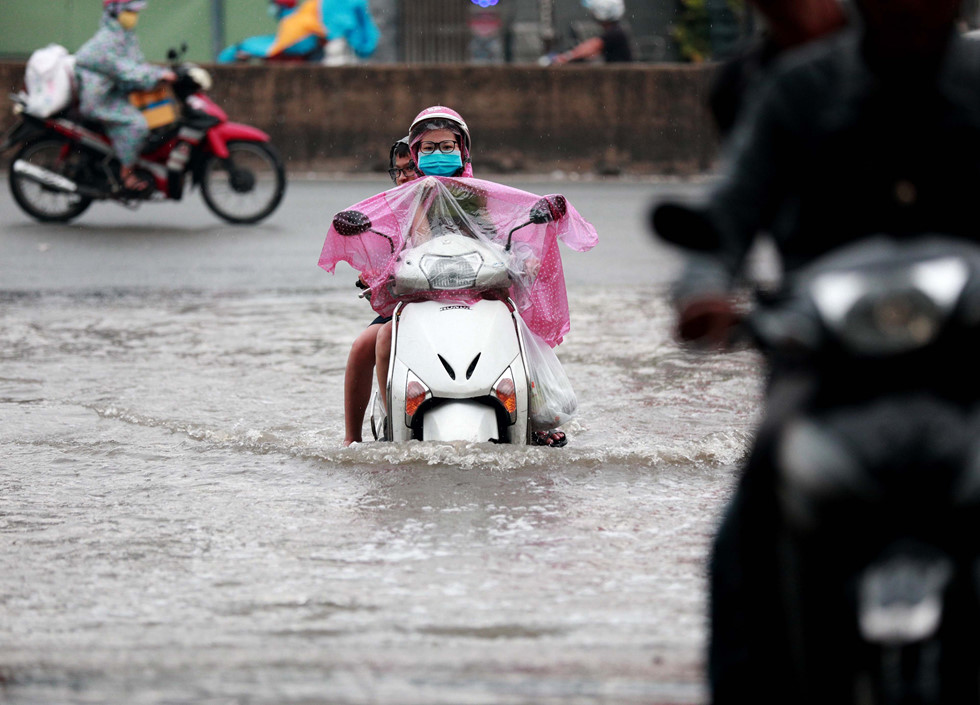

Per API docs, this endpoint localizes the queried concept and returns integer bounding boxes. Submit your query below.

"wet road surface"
[0,175,760,704]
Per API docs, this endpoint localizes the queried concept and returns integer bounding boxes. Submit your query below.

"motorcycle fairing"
[49,117,113,154]
[386,299,530,443]
[0,117,45,153]
[185,93,228,123]
[319,176,598,348]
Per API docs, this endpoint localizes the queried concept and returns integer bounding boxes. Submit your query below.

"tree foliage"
[673,0,746,63]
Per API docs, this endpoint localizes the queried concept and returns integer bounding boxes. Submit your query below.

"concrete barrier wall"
[0,62,720,175]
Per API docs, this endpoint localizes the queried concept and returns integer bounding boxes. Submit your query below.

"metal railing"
[400,0,470,63]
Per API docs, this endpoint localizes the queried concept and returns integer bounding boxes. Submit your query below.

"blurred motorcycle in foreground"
[1,45,286,224]
[753,236,980,703]
[657,204,980,704]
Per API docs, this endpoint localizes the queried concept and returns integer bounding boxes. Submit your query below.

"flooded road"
[0,177,762,704]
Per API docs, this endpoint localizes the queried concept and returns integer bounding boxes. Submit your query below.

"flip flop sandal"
[533,429,567,447]
[122,173,152,195]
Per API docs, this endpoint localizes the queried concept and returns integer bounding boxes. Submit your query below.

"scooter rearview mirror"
[333,210,373,236]
[333,210,395,253]
[529,195,567,224]
[505,195,568,252]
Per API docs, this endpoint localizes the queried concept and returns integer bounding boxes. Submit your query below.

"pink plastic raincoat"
[318,176,597,347]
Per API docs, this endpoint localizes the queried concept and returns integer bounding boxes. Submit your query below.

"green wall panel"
[0,0,278,62]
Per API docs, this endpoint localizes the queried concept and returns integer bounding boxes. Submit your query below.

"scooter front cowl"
[385,299,530,443]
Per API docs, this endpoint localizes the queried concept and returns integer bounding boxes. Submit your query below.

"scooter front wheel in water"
[9,138,93,223]
[200,141,286,224]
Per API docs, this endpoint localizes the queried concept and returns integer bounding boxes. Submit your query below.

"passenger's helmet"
[269,0,297,8]
[409,106,471,154]
[583,0,624,22]
[103,0,147,11]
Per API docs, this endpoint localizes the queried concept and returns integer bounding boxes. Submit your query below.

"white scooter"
[331,196,567,443]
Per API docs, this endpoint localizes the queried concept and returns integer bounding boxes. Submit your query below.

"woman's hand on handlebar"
[676,294,741,350]
[160,70,178,83]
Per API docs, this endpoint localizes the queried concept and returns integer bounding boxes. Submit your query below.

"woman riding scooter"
[372,108,477,432]
[74,0,176,194]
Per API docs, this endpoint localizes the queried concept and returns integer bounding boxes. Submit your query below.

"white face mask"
[118,10,139,30]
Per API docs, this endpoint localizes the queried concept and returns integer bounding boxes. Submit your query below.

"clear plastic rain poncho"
[318,176,598,347]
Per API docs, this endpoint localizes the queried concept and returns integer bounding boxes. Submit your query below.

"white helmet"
[583,0,624,22]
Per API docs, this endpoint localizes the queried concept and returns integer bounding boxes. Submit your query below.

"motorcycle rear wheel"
[9,138,93,223]
[200,141,286,224]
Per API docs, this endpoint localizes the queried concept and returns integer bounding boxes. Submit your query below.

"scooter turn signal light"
[406,380,428,418]
[494,376,517,414]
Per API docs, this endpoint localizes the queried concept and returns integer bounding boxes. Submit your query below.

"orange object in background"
[129,85,178,129]
[267,0,326,58]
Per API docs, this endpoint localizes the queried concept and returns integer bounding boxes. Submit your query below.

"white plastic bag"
[24,44,76,118]
[517,315,577,430]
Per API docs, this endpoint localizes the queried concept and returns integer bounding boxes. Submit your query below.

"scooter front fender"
[422,402,500,444]
[205,122,270,159]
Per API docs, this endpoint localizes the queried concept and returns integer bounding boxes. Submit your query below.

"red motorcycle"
[0,48,286,224]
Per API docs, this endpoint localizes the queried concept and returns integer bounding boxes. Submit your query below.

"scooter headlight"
[404,371,431,426]
[420,252,483,290]
[810,258,968,355]
[492,367,518,423]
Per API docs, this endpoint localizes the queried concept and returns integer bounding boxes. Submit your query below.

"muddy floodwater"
[0,178,763,704]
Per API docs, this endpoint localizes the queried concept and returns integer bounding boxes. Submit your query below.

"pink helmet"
[409,106,471,154]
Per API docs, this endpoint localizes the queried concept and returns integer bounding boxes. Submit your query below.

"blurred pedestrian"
[653,0,976,700]
[709,0,849,138]
[551,0,634,65]
[75,0,176,194]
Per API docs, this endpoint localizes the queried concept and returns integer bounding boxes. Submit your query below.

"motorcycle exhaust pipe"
[12,159,80,194]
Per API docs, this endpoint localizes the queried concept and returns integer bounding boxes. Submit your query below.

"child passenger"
[342,136,420,446]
